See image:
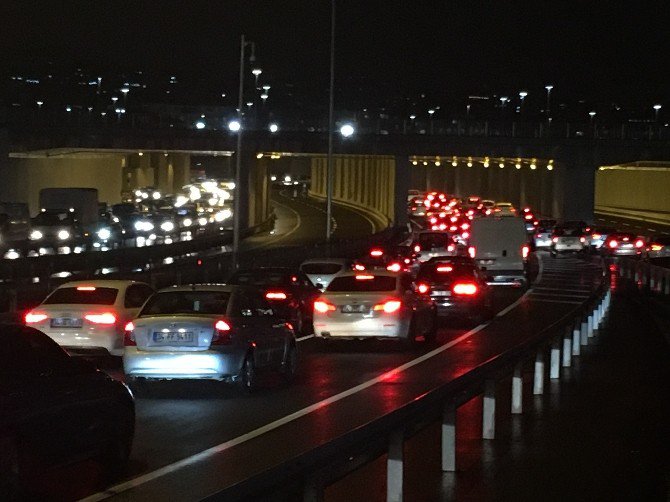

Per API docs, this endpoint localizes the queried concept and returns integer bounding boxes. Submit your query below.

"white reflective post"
[441,404,456,472]
[580,320,589,346]
[587,314,594,338]
[533,350,544,395]
[562,326,572,367]
[387,429,404,502]
[512,362,523,414]
[550,341,560,379]
[572,323,581,356]
[482,379,496,439]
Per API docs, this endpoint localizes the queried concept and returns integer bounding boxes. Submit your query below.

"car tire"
[281,344,298,384]
[239,352,259,393]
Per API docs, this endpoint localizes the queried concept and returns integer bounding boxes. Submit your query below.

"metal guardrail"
[201,259,611,502]
[617,257,670,295]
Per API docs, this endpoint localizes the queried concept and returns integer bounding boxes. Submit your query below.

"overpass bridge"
[3,126,670,229]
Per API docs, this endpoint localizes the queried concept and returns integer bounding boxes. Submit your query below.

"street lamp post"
[519,91,527,113]
[326,0,336,244]
[232,34,255,270]
[589,111,596,137]
[653,104,662,139]
[544,85,553,117]
[428,109,435,134]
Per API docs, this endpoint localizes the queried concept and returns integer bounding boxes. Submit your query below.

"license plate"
[432,290,451,297]
[153,331,194,343]
[478,259,495,265]
[341,304,368,313]
[51,318,82,328]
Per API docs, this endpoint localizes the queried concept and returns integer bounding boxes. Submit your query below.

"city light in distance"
[269,123,279,133]
[195,121,205,129]
[228,120,241,132]
[340,124,355,137]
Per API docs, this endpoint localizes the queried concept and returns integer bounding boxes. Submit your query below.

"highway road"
[17,191,602,502]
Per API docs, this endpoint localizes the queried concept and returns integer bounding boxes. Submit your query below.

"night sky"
[3,1,669,110]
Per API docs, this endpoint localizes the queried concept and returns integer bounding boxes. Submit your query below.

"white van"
[468,217,530,287]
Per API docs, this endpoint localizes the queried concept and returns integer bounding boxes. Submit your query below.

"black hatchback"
[0,324,135,499]
[226,267,320,335]
[416,260,492,321]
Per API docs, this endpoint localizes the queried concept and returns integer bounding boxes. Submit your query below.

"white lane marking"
[82,287,536,501]
[296,334,314,342]
[648,228,656,232]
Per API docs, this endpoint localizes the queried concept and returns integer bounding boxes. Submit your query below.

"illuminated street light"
[36,100,43,108]
[269,123,279,133]
[65,106,72,112]
[120,87,129,106]
[340,124,355,137]
[260,93,269,104]
[409,114,416,120]
[653,104,662,121]
[545,85,553,117]
[251,67,262,88]
[262,85,271,91]
[500,96,509,106]
[195,121,206,130]
[589,111,596,118]
[228,120,241,132]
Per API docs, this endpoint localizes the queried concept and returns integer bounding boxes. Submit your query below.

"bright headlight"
[58,230,70,240]
[97,228,112,240]
[30,230,43,240]
[182,218,192,227]
[198,217,208,226]
[160,221,174,232]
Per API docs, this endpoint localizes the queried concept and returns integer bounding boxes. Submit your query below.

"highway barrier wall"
[595,162,670,225]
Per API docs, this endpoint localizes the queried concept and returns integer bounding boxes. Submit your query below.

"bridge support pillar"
[441,404,456,471]
[482,379,496,439]
[387,429,404,502]
[511,362,523,414]
[533,350,544,395]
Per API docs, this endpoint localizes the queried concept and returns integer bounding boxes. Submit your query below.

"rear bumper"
[313,315,411,339]
[123,348,243,380]
[432,297,483,317]
[41,327,124,356]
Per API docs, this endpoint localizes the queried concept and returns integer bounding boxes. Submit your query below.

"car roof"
[336,270,400,278]
[300,257,349,265]
[156,284,239,293]
[59,280,149,289]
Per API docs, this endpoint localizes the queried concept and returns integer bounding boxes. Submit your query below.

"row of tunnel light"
[411,157,555,171]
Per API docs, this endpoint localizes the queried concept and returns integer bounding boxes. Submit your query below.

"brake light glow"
[84,312,116,324]
[414,245,421,253]
[386,262,402,272]
[354,264,366,271]
[521,245,530,259]
[447,244,455,252]
[373,300,402,313]
[212,319,232,345]
[265,291,288,300]
[468,246,476,259]
[524,214,533,220]
[461,223,470,230]
[314,300,336,313]
[437,265,453,272]
[580,237,586,243]
[635,239,644,248]
[452,282,478,296]
[25,312,47,324]
[651,244,663,251]
[355,274,374,280]
[552,237,559,243]
[123,322,136,346]
[608,240,618,248]
[462,231,470,239]
[76,286,96,291]
[417,283,429,294]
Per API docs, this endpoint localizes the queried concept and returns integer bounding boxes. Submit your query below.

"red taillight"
[314,300,336,313]
[84,312,116,325]
[370,249,383,257]
[25,312,47,324]
[608,240,618,248]
[552,237,559,243]
[635,239,644,248]
[386,262,402,272]
[452,282,478,296]
[651,244,663,251]
[461,223,470,230]
[521,245,530,259]
[462,231,470,239]
[468,246,476,259]
[524,214,533,220]
[76,286,96,291]
[212,319,232,345]
[592,233,601,240]
[373,300,402,313]
[580,237,586,243]
[417,283,430,294]
[124,322,136,346]
[265,291,288,300]
[354,263,366,271]
[437,265,453,272]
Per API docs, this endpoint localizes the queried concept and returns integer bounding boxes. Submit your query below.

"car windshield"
[327,275,397,292]
[44,287,118,305]
[140,291,230,315]
[32,212,75,226]
[301,263,343,275]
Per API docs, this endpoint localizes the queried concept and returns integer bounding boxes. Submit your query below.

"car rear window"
[553,228,581,237]
[228,271,293,286]
[44,287,118,305]
[301,263,343,275]
[418,233,450,249]
[327,275,397,292]
[140,291,230,316]
[418,264,477,282]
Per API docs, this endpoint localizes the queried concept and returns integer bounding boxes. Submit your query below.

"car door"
[251,293,287,366]
[232,290,273,367]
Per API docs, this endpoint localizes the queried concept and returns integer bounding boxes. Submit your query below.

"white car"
[24,280,155,356]
[300,258,351,290]
[312,271,436,346]
[493,202,517,216]
[550,227,586,257]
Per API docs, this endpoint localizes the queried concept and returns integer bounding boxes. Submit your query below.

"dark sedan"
[416,260,493,321]
[226,267,321,335]
[0,324,135,499]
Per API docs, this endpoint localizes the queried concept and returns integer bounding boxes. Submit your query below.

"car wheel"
[126,377,149,397]
[281,344,298,384]
[239,352,259,393]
